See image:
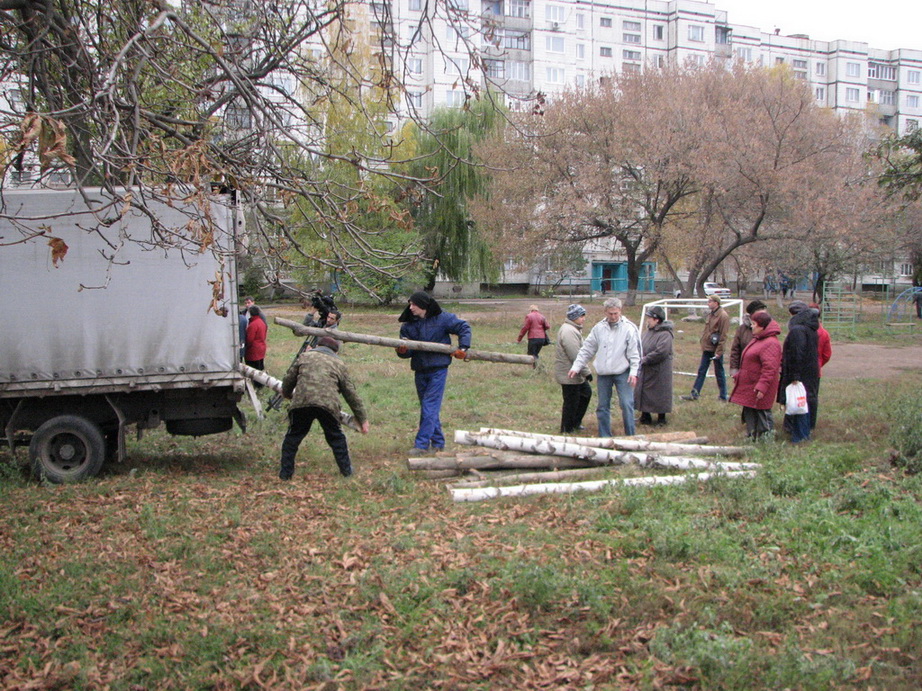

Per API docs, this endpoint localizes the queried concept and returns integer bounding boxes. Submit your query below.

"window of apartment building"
[504,30,530,50]
[688,25,704,42]
[846,87,860,102]
[909,70,921,84]
[546,4,565,23]
[623,20,641,32]
[908,119,919,132]
[815,63,826,76]
[716,26,730,45]
[575,74,586,87]
[576,43,585,59]
[623,32,641,44]
[576,13,585,29]
[484,59,504,78]
[736,46,752,62]
[899,263,914,276]
[815,86,825,100]
[868,62,898,80]
[657,55,666,68]
[446,24,470,41]
[846,62,861,78]
[448,0,468,10]
[653,25,664,41]
[482,0,502,16]
[483,26,503,47]
[908,95,921,108]
[546,35,565,53]
[507,0,530,19]
[546,66,565,83]
[407,92,423,108]
[446,90,466,107]
[775,57,785,65]
[600,46,613,57]
[623,50,641,61]
[690,54,705,67]
[623,62,641,74]
[600,17,612,28]
[408,58,423,76]
[508,60,531,81]
[408,0,421,10]
[447,57,469,75]
[867,90,877,103]
[880,90,895,105]
[793,59,808,80]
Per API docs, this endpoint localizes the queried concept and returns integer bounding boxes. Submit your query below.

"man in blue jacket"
[396,292,472,454]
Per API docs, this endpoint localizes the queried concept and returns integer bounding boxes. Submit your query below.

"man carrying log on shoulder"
[278,337,369,480]
[397,291,472,456]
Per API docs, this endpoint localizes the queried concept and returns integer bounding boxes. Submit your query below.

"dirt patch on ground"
[822,342,922,380]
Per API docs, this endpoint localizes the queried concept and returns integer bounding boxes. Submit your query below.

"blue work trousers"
[692,351,728,400]
[414,367,448,450]
[596,371,635,437]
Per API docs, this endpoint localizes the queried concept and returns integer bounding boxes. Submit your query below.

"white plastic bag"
[785,382,809,415]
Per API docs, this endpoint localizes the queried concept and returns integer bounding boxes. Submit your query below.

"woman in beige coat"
[554,304,592,434]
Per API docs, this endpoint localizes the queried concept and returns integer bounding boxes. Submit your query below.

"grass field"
[1,299,921,689]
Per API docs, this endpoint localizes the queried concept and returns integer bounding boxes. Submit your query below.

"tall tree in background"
[401,99,503,289]
[472,67,700,305]
[877,128,922,286]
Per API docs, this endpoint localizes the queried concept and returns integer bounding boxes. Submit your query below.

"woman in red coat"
[729,311,781,439]
[245,305,268,372]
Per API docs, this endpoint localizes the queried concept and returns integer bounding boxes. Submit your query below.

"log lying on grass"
[275,318,536,366]
[450,466,617,489]
[478,428,746,457]
[238,364,361,431]
[454,430,647,466]
[407,453,591,471]
[450,470,758,503]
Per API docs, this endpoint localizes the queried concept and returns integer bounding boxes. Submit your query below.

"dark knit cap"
[317,336,340,352]
[745,300,767,315]
[788,300,810,315]
[751,312,772,328]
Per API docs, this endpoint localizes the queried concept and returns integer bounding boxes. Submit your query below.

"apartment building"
[388,0,922,135]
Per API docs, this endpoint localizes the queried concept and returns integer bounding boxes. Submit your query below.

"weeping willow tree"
[402,98,504,288]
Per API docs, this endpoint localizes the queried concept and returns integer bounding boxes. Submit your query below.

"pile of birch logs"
[404,428,760,503]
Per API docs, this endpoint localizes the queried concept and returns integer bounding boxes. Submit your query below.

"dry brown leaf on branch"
[48,237,68,267]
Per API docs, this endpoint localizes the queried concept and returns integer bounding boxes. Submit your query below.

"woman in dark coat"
[635,306,674,426]
[777,301,820,443]
[729,312,781,439]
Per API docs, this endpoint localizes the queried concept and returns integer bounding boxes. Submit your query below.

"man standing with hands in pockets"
[568,298,642,437]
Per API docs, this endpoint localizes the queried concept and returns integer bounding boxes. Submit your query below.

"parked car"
[703,282,732,299]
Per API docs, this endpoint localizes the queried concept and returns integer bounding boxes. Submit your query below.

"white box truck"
[0,187,246,482]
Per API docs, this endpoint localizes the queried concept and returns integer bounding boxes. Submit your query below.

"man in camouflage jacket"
[279,337,369,480]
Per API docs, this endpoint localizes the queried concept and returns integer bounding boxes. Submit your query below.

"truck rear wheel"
[29,415,106,483]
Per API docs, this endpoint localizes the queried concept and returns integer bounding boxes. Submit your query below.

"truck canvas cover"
[0,188,241,395]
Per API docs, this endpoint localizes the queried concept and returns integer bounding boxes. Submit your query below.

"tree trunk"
[407,454,591,471]
[450,466,616,489]
[477,428,743,457]
[454,430,646,466]
[274,319,536,366]
[450,470,758,502]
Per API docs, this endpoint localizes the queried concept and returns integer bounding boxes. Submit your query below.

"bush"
[889,393,922,473]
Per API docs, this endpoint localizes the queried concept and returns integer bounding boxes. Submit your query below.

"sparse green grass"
[1,299,921,689]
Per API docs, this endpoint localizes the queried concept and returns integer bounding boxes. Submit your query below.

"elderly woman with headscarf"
[777,300,820,443]
[635,306,674,426]
[554,304,592,434]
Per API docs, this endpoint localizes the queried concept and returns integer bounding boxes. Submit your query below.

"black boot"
[639,412,653,425]
[656,414,668,426]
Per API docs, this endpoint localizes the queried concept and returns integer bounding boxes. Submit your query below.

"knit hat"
[745,299,767,315]
[751,312,772,328]
[788,300,810,315]
[317,336,340,352]
[645,305,666,322]
[566,304,586,320]
[708,294,722,305]
[398,291,442,322]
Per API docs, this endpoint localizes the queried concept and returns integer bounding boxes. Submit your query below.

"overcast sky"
[714,0,922,52]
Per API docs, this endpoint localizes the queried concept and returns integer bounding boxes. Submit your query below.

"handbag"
[784,382,809,415]
[542,335,551,346]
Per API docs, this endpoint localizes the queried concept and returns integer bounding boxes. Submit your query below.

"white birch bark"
[450,471,758,502]
[454,430,647,466]
[478,428,744,457]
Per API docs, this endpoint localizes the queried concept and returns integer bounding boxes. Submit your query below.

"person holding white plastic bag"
[777,301,820,443]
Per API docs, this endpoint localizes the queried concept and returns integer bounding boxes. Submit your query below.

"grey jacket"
[554,319,591,385]
[571,317,642,377]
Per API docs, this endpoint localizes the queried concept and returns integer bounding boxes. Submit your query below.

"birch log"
[478,428,746,457]
[637,456,762,472]
[450,466,617,489]
[454,430,647,466]
[450,470,758,502]
[275,318,536,366]
[238,364,361,432]
[406,454,591,471]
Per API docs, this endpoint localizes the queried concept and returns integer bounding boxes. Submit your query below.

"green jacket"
[281,348,367,424]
